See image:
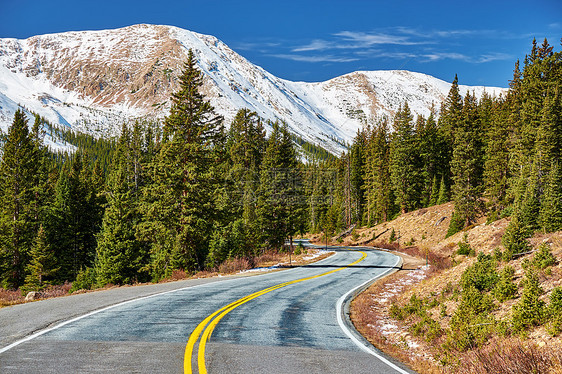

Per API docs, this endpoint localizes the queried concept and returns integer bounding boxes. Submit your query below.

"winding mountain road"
[0,244,414,373]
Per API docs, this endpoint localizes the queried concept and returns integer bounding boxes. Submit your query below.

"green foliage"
[388,227,396,243]
[389,103,423,213]
[206,220,248,269]
[460,253,499,292]
[539,161,562,232]
[493,265,518,302]
[493,247,504,262]
[410,314,443,342]
[547,286,562,336]
[70,267,97,293]
[528,244,557,270]
[447,311,496,351]
[23,225,58,292]
[446,210,465,238]
[0,109,39,289]
[512,269,546,332]
[456,234,475,256]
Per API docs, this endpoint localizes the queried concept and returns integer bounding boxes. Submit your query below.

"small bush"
[218,257,252,274]
[70,267,97,293]
[493,247,503,262]
[548,287,562,336]
[493,266,518,302]
[446,210,465,238]
[389,228,396,243]
[410,315,443,342]
[512,269,546,332]
[440,303,447,317]
[461,253,499,292]
[457,233,476,256]
[389,303,405,320]
[448,311,496,351]
[532,244,557,270]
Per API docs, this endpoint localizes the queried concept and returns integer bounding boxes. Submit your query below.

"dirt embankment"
[325,202,562,373]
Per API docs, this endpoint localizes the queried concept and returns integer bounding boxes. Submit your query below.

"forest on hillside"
[0,39,560,294]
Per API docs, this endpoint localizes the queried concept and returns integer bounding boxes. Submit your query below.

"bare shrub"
[459,338,556,374]
[169,269,188,281]
[219,257,253,274]
[0,288,24,306]
[255,250,284,266]
[374,242,451,271]
[40,282,72,298]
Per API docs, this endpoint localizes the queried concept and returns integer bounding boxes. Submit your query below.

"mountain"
[0,24,506,154]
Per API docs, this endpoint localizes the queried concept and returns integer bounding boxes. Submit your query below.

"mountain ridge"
[0,24,507,153]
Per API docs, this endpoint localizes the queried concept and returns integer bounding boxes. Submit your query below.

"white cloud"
[271,53,359,63]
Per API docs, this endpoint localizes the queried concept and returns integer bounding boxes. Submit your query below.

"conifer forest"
[0,39,560,295]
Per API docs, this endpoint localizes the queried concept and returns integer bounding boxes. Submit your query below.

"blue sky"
[1,0,561,87]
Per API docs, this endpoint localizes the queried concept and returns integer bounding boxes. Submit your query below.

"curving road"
[0,244,414,374]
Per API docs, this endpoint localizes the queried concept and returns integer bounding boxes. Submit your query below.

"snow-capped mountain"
[0,24,506,154]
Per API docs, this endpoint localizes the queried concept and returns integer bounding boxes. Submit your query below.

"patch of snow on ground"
[302,249,335,261]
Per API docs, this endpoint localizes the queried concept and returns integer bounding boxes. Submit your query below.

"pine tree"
[539,161,562,232]
[256,122,303,250]
[447,92,484,236]
[23,225,58,292]
[95,124,146,286]
[95,163,141,285]
[389,103,422,213]
[0,109,39,288]
[483,96,510,219]
[436,175,449,205]
[364,120,394,224]
[139,49,225,279]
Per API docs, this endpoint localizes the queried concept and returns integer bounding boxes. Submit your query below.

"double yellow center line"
[184,250,367,374]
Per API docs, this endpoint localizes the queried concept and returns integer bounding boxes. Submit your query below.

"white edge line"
[0,249,339,355]
[336,251,411,374]
[0,284,195,354]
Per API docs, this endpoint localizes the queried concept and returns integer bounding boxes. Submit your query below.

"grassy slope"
[333,203,562,373]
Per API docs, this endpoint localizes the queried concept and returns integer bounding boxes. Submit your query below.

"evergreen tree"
[138,49,225,279]
[447,92,485,236]
[23,225,58,292]
[0,109,39,288]
[483,96,510,219]
[256,122,303,250]
[389,103,422,213]
[95,124,146,286]
[364,120,394,224]
[539,161,562,232]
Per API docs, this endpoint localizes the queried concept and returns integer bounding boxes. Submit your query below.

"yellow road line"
[184,250,367,374]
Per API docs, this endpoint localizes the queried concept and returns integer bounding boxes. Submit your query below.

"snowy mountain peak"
[0,24,507,154]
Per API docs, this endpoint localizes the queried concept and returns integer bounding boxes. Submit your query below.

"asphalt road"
[0,244,415,374]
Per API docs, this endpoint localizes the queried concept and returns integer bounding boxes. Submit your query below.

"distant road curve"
[0,242,414,374]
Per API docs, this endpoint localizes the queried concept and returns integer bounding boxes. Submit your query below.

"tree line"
[329,38,561,250]
[0,40,560,292]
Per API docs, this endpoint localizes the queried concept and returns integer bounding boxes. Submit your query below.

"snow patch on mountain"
[0,24,507,154]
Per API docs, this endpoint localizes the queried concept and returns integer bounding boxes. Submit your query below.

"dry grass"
[457,338,562,374]
[0,288,24,307]
[219,257,254,274]
[351,270,443,374]
[0,282,73,307]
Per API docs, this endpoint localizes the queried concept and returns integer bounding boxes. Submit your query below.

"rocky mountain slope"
[0,24,506,153]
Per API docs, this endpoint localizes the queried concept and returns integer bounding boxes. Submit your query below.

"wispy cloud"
[271,53,359,63]
[241,26,514,67]
[334,31,425,46]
